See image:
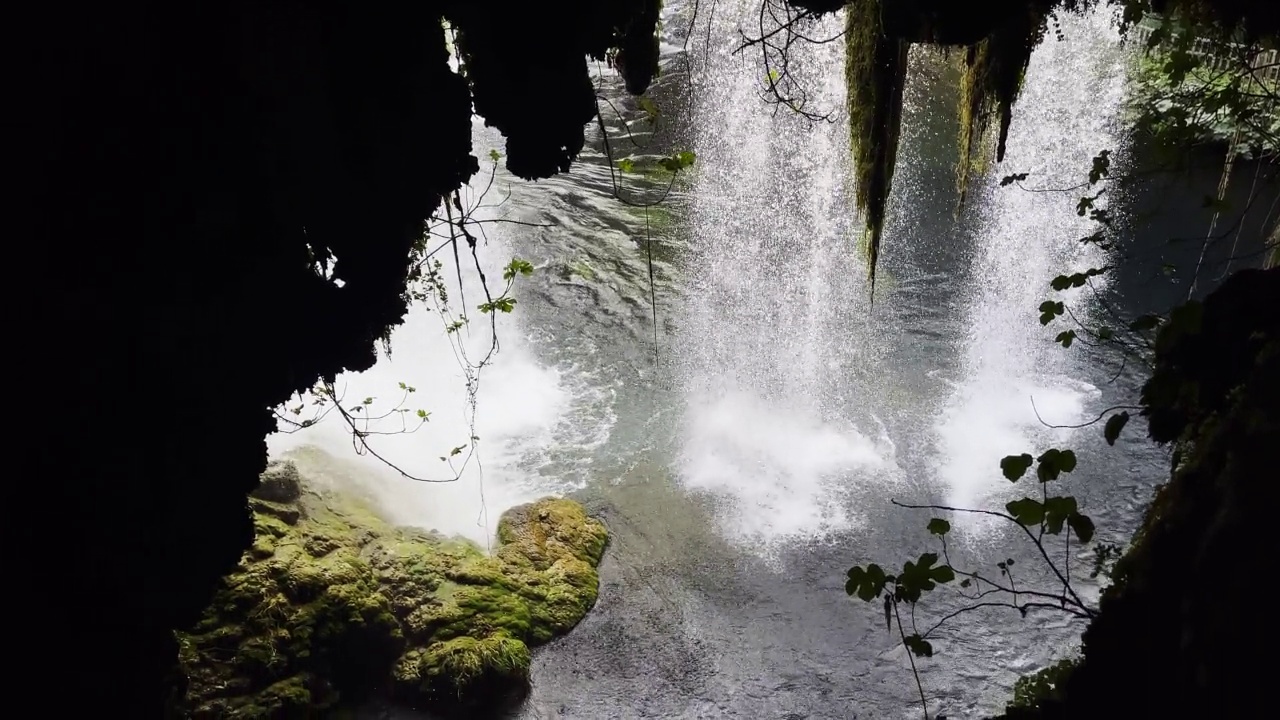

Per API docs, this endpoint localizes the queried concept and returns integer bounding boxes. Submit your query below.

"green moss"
[180,470,607,716]
[496,496,610,568]
[957,6,1049,204]
[414,634,531,701]
[837,0,1073,283]
[846,0,910,294]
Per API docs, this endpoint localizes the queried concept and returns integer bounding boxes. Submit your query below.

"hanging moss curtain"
[956,5,1051,205]
[843,0,1051,292]
[845,0,910,295]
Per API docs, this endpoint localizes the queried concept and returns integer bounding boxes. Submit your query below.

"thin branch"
[920,601,1091,640]
[892,600,930,720]
[891,500,1094,614]
[1029,399,1142,430]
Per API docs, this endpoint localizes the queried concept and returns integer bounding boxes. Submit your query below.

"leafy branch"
[276,146,537,493]
[845,437,1125,717]
[734,0,840,123]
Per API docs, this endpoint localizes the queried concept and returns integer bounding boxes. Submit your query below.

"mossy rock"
[396,633,531,708]
[179,468,608,717]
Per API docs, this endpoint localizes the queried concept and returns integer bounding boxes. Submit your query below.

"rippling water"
[270,3,1275,718]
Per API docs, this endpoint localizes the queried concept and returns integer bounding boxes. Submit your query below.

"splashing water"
[676,3,897,550]
[935,8,1128,517]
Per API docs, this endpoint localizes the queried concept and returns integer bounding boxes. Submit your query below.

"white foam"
[680,390,893,546]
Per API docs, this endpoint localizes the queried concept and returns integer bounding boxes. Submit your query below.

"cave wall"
[16,0,655,713]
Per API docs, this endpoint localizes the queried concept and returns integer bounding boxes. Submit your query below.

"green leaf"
[904,634,934,658]
[1076,195,1095,217]
[488,149,501,162]
[503,258,534,281]
[1001,453,1034,482]
[960,578,972,589]
[1000,172,1029,186]
[1088,150,1111,184]
[416,409,430,420]
[1097,326,1114,341]
[1068,512,1096,543]
[1039,300,1065,326]
[1006,497,1045,526]
[618,158,635,174]
[479,297,517,314]
[1051,270,1103,291]
[1036,448,1077,482]
[1055,330,1076,348]
[927,518,951,536]
[1059,450,1077,473]
[883,594,892,632]
[846,563,889,602]
[450,445,466,457]
[1104,411,1130,445]
[930,565,956,584]
[1043,496,1078,535]
[638,96,659,120]
[767,68,780,84]
[658,150,697,172]
[895,553,943,603]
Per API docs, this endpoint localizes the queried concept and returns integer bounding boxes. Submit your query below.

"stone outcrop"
[180,468,608,717]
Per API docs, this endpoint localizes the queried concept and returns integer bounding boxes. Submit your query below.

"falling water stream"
[268,2,1273,717]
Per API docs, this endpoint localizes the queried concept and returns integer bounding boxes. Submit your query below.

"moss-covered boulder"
[178,470,608,718]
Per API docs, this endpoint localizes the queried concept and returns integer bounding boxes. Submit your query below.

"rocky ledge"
[176,461,608,717]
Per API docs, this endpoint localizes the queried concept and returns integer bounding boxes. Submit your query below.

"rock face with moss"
[178,462,608,717]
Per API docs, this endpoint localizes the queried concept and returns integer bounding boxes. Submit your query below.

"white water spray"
[935,9,1129,515]
[677,4,898,549]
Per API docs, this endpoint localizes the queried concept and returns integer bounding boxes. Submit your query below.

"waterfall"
[676,3,898,549]
[934,9,1129,515]
[675,4,1129,546]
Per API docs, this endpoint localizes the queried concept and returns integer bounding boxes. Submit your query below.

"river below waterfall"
[269,3,1276,718]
